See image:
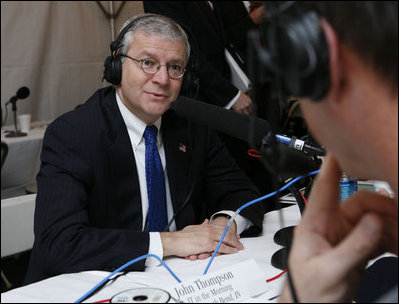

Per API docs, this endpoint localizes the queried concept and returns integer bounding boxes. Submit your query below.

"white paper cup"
[18,114,31,133]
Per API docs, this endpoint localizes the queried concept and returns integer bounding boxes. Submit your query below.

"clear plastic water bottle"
[340,173,358,202]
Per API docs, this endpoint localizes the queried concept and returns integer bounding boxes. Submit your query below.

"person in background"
[217,1,266,61]
[24,13,264,285]
[216,1,283,143]
[268,2,398,302]
[144,1,274,202]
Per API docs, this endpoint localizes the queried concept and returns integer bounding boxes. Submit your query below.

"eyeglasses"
[120,55,186,79]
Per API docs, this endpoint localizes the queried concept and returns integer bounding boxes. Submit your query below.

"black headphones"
[103,14,200,99]
[261,1,330,101]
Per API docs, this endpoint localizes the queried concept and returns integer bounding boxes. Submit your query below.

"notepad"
[225,48,252,93]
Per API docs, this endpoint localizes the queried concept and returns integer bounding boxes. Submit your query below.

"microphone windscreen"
[171,96,321,178]
[16,87,30,99]
[171,96,272,145]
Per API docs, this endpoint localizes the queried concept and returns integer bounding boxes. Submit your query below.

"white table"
[1,194,36,258]
[1,191,395,303]
[1,122,48,197]
[0,203,301,303]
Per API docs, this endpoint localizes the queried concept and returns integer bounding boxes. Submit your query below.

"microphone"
[275,134,325,156]
[6,87,30,105]
[170,96,321,178]
[171,96,271,145]
[4,87,30,137]
[170,97,325,156]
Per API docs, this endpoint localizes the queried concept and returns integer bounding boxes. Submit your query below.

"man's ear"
[320,18,343,102]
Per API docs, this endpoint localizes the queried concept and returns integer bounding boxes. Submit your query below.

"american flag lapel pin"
[178,143,187,153]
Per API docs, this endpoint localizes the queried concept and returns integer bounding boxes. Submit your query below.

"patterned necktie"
[143,125,168,232]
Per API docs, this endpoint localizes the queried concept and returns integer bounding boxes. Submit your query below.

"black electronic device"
[273,225,295,247]
[271,247,290,271]
[271,225,294,269]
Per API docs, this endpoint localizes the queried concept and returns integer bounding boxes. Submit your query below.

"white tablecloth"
[1,122,47,192]
[1,204,301,303]
[1,194,36,258]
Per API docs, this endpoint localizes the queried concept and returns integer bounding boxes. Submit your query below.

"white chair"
[1,194,36,289]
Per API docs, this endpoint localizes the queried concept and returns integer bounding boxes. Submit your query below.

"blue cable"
[203,169,320,275]
[74,253,181,303]
[75,169,320,301]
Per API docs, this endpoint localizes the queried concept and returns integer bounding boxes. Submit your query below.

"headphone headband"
[111,14,156,53]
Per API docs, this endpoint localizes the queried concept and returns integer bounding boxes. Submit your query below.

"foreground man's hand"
[279,155,398,302]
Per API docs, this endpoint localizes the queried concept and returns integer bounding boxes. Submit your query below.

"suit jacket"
[143,1,239,107]
[215,1,258,62]
[24,86,263,285]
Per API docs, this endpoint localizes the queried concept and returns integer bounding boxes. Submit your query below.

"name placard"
[166,259,267,303]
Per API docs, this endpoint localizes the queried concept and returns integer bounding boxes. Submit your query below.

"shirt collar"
[115,91,162,147]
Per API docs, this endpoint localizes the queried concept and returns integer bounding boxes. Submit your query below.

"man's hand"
[279,155,398,302]
[232,92,253,115]
[161,216,244,260]
[184,215,241,260]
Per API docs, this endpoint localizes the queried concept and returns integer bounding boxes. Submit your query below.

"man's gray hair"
[118,13,190,64]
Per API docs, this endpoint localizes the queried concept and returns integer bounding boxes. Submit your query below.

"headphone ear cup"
[267,10,330,101]
[103,55,113,83]
[103,54,123,85]
[103,15,158,86]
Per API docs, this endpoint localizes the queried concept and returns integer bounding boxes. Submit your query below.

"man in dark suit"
[215,1,262,62]
[24,13,263,285]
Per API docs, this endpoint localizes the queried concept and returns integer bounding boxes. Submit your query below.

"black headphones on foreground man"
[103,14,200,99]
[260,1,330,101]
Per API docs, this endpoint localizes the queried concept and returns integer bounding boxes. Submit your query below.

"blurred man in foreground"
[260,1,398,302]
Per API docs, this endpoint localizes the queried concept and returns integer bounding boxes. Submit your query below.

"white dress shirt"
[115,92,252,267]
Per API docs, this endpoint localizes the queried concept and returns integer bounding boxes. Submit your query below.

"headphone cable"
[163,175,197,232]
[164,120,196,232]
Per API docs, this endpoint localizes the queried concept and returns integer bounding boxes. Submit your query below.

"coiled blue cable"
[74,253,181,303]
